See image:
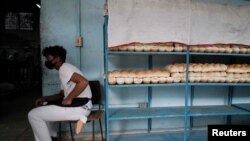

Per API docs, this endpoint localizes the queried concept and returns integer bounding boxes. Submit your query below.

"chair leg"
[58,122,62,141]
[99,119,104,141]
[92,121,95,141]
[69,122,74,141]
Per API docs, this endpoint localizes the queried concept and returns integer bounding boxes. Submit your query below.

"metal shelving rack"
[103,15,250,141]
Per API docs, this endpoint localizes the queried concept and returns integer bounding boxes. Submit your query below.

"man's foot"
[75,120,84,134]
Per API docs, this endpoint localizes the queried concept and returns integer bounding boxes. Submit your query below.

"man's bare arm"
[62,72,88,105]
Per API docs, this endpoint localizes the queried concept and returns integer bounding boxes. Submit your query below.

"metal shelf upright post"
[184,47,190,141]
[103,15,110,141]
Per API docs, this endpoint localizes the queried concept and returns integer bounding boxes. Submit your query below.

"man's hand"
[62,98,72,105]
[35,97,46,107]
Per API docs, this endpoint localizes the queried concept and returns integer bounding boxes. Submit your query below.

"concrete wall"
[40,0,105,133]
[41,0,104,94]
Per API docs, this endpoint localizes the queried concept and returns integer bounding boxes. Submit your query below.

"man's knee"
[28,108,38,121]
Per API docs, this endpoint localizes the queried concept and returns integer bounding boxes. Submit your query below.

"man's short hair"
[42,45,67,62]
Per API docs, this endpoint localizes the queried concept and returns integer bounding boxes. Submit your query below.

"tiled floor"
[0,89,103,141]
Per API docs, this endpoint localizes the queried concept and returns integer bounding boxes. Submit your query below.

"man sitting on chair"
[28,45,92,141]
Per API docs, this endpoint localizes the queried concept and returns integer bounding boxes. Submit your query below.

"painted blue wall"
[40,0,105,133]
[41,0,104,94]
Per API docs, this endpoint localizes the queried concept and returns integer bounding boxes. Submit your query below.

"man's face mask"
[45,58,56,69]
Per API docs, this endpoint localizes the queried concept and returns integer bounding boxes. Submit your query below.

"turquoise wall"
[41,0,104,94]
[40,0,105,133]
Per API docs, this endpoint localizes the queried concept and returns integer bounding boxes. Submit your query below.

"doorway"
[0,0,42,119]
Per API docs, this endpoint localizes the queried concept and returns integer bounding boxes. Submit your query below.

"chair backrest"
[89,80,102,107]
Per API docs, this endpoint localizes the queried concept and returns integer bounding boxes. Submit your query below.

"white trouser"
[28,102,91,141]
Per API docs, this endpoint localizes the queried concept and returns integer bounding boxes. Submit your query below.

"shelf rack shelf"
[108,83,186,88]
[108,51,250,57]
[109,107,185,120]
[108,104,250,121]
[103,15,250,141]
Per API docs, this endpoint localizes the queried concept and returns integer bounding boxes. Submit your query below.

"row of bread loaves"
[108,69,171,84]
[189,45,250,53]
[109,43,249,53]
[166,63,227,73]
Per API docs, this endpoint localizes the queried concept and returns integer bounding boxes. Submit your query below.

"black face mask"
[45,61,55,69]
